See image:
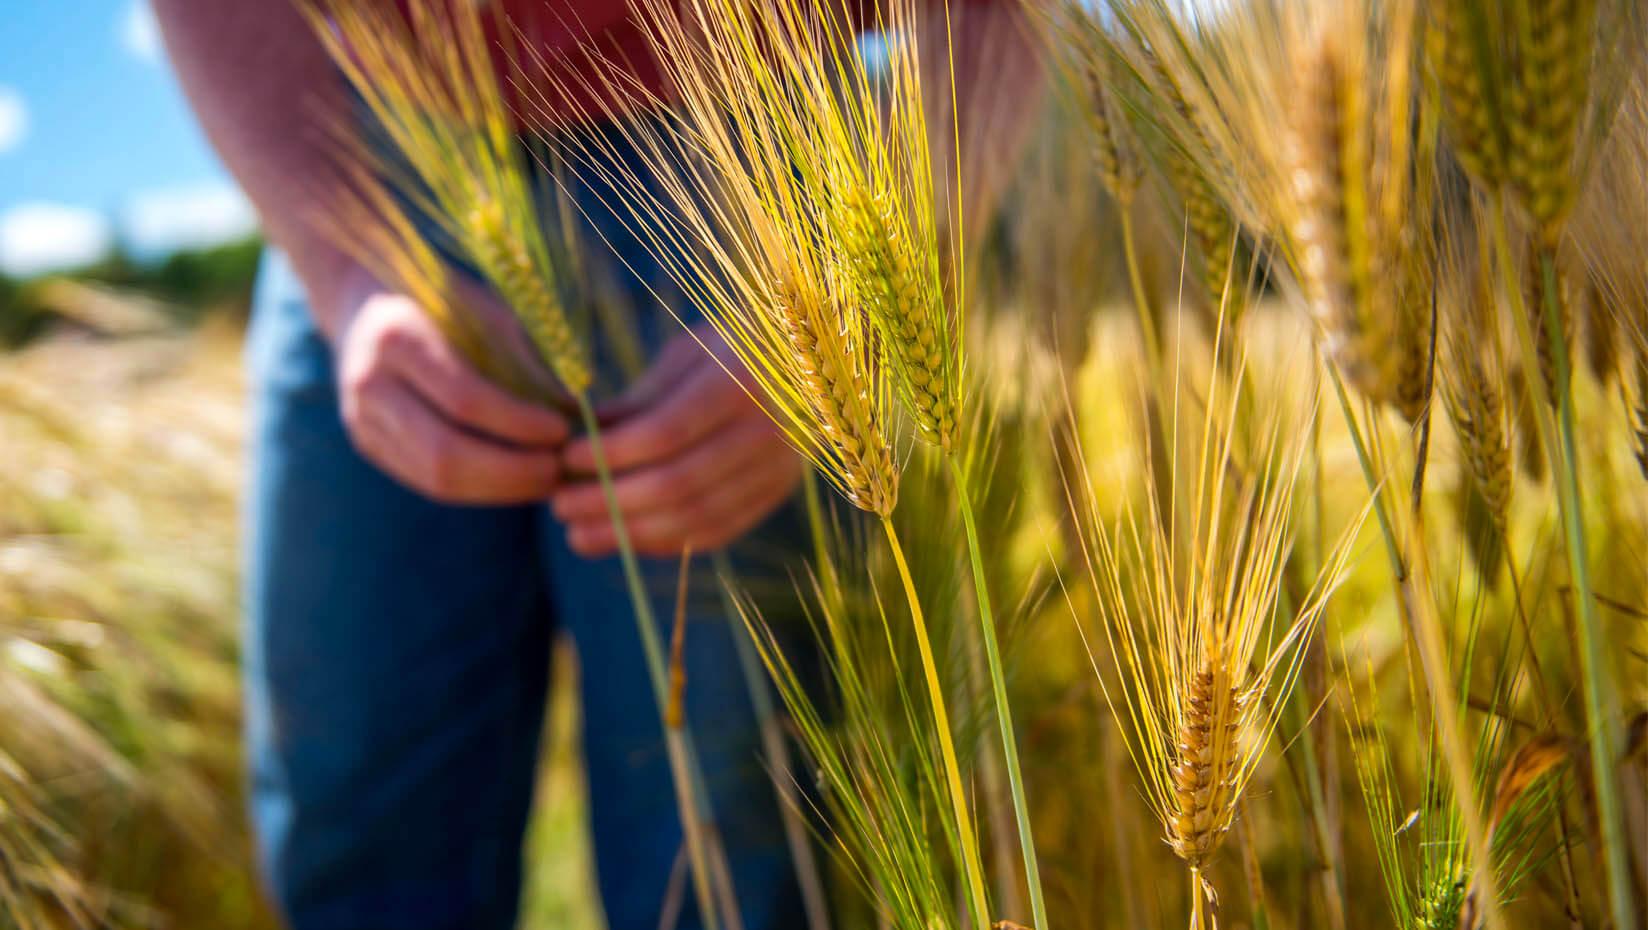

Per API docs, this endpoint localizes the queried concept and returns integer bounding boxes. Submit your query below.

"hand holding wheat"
[333,278,571,504]
[553,325,804,558]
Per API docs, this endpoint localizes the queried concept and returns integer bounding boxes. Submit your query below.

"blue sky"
[0,1,255,276]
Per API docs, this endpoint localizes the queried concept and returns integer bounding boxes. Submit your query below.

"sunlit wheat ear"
[1165,143,1242,329]
[1138,47,1244,327]
[309,0,591,394]
[777,276,900,516]
[839,182,958,452]
[1070,355,1362,922]
[311,159,511,384]
[1507,0,1598,242]
[512,0,914,516]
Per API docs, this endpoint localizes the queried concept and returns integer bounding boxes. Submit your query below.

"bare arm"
[151,0,368,340]
[153,1,571,504]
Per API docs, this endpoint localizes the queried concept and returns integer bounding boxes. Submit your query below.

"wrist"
[290,250,382,348]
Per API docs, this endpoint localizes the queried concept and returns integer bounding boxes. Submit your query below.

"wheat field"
[4,0,1648,928]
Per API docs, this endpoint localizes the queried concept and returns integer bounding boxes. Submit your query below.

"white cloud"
[123,181,259,256]
[0,204,113,277]
[121,1,163,63]
[0,86,27,155]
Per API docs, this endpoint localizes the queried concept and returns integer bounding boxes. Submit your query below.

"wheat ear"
[464,196,591,394]
[1444,346,1514,532]
[1507,0,1597,242]
[1430,2,1506,189]
[1289,34,1390,405]
[1084,62,1136,203]
[840,186,956,452]
[776,278,899,517]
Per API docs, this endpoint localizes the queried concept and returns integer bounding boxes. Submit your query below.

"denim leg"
[243,251,552,930]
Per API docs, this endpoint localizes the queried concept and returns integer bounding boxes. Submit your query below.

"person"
[150,2,1034,928]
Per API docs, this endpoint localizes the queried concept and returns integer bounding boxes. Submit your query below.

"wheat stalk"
[1069,347,1361,928]
[309,0,591,393]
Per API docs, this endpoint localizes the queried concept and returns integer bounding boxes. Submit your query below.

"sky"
[0,1,256,277]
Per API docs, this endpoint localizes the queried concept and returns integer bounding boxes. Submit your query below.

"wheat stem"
[1534,252,1636,930]
[1323,369,1510,930]
[1120,199,1163,379]
[668,550,725,930]
[1488,199,1635,928]
[948,452,1047,930]
[710,550,831,930]
[880,515,992,930]
[578,393,732,929]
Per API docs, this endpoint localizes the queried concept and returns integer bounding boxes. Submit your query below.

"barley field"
[5,0,1648,928]
[0,306,602,928]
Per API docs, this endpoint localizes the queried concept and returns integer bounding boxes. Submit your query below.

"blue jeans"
[242,189,810,927]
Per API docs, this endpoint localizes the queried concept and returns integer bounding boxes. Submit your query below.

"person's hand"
[334,283,570,504]
[553,324,803,558]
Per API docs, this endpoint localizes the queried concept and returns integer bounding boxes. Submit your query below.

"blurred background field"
[0,251,601,927]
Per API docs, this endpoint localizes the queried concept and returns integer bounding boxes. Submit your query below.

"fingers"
[591,328,707,425]
[381,307,570,447]
[348,377,562,504]
[562,361,748,473]
[550,416,781,524]
[564,446,801,557]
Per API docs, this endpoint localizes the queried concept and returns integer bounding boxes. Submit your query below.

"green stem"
[1323,371,1508,930]
[576,393,724,930]
[665,730,723,930]
[946,453,1047,930]
[1535,253,1635,930]
[801,469,845,618]
[1486,204,1632,929]
[710,551,832,930]
[879,515,992,930]
[1120,199,1163,376]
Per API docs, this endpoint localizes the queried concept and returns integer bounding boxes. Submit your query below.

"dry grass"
[0,306,601,929]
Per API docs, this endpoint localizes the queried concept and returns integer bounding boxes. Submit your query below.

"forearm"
[152,0,373,341]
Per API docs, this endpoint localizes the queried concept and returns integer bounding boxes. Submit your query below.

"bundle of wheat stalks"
[7,0,1646,927]
[322,0,1648,927]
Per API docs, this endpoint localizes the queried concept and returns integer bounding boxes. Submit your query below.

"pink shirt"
[392,0,1002,125]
